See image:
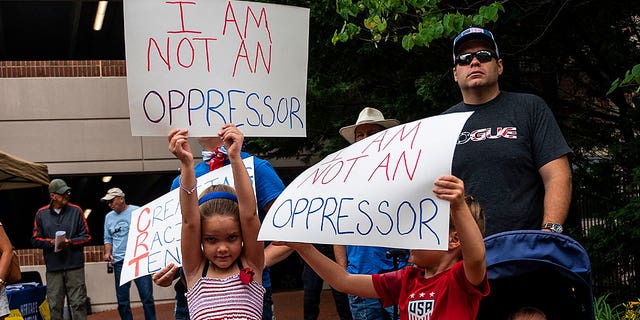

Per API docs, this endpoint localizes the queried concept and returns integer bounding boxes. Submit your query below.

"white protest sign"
[123,0,309,137]
[258,113,473,250]
[120,157,255,285]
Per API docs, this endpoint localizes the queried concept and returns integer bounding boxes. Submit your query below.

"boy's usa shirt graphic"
[408,295,435,320]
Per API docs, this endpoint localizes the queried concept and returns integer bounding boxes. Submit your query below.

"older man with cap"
[442,27,572,236]
[32,178,91,320]
[102,187,156,320]
[332,107,409,320]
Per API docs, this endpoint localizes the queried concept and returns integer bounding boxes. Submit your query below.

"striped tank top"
[186,260,265,320]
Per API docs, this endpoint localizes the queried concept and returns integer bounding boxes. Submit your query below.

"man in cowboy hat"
[338,107,400,144]
[332,107,408,320]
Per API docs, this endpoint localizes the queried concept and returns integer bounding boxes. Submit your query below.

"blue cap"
[452,27,499,63]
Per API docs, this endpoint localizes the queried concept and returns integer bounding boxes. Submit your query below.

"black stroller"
[477,230,595,320]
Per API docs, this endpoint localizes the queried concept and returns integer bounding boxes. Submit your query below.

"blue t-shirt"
[170,152,285,287]
[346,246,408,275]
[104,204,140,263]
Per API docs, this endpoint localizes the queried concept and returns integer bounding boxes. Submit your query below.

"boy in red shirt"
[280,175,489,320]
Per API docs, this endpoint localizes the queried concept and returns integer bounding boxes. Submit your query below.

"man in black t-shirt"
[442,27,572,236]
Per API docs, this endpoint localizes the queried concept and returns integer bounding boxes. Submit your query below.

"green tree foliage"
[608,64,640,95]
[589,64,640,304]
[332,0,504,51]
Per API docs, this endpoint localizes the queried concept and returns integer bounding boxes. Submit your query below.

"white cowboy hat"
[339,107,400,143]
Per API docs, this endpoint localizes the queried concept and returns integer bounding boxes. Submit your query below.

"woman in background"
[0,221,15,319]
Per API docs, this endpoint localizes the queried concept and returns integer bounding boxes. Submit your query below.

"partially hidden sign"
[123,0,310,137]
[258,113,473,250]
[120,157,255,285]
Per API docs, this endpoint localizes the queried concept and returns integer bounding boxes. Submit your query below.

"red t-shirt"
[372,261,489,320]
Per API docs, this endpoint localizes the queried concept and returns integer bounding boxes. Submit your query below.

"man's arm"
[261,199,294,267]
[69,205,91,245]
[104,243,113,262]
[103,217,113,261]
[152,264,180,287]
[539,155,572,228]
[265,245,293,268]
[31,211,54,249]
[333,245,348,269]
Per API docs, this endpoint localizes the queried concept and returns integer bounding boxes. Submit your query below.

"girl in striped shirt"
[168,124,264,320]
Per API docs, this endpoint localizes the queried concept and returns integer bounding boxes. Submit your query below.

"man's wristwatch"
[542,223,563,233]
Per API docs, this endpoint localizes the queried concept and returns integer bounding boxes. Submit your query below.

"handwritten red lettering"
[254,42,272,74]
[244,7,272,42]
[342,155,368,182]
[146,1,271,76]
[129,207,152,276]
[192,37,217,72]
[222,2,273,76]
[369,149,422,182]
[321,161,344,184]
[392,149,421,181]
[148,38,171,71]
[128,252,150,277]
[360,130,390,154]
[362,122,422,153]
[384,122,422,150]
[296,161,336,187]
[233,41,252,76]
[370,153,392,181]
[222,1,242,37]
[166,1,202,34]
[147,37,218,72]
[177,38,195,68]
[296,154,369,187]
[245,6,272,74]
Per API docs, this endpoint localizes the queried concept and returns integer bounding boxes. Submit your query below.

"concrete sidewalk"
[88,289,341,320]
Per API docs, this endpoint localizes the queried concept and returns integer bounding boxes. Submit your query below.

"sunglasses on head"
[455,50,498,66]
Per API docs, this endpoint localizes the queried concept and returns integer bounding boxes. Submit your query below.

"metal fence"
[573,189,640,305]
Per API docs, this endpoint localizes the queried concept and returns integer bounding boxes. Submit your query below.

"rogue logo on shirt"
[408,299,434,320]
[457,126,517,145]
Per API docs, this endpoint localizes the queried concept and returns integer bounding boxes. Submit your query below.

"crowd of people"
[0,26,572,320]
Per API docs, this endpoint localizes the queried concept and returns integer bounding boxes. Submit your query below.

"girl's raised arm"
[168,129,202,286]
[219,124,264,273]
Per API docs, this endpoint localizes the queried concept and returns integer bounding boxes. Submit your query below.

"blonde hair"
[450,195,486,236]
[198,184,239,220]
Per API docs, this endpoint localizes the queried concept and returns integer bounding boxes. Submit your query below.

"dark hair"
[198,184,239,221]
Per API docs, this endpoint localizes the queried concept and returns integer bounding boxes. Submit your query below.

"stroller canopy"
[477,230,594,320]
